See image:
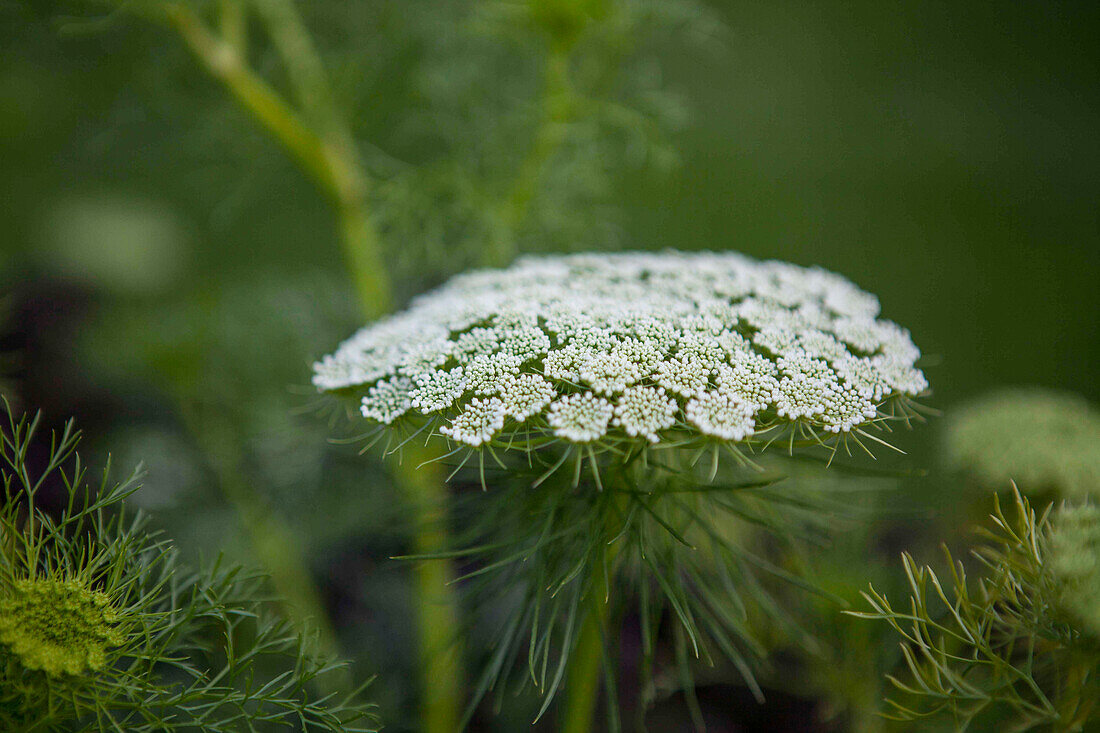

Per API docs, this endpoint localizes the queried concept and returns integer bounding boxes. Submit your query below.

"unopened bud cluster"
[0,577,123,677]
[947,388,1100,498]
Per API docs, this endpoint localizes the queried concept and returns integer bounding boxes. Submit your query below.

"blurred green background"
[2,1,1097,730]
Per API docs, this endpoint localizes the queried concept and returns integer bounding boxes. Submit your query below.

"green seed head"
[0,577,124,677]
[946,387,1100,498]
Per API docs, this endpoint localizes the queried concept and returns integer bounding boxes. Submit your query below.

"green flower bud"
[946,387,1100,498]
[0,577,124,677]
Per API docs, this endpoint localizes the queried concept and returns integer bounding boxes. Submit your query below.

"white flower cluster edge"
[314,251,927,448]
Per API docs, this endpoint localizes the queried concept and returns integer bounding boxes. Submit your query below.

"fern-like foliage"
[0,404,378,732]
[851,486,1100,731]
[370,0,722,280]
[404,445,880,729]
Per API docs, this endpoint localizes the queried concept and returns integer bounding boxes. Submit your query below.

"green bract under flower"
[314,251,927,448]
[946,387,1100,498]
[0,577,123,677]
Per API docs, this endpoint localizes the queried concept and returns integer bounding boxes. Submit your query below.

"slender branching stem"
[484,46,573,268]
[156,5,463,730]
[164,2,392,315]
[166,5,339,204]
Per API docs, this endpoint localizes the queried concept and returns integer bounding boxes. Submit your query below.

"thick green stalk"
[162,6,463,731]
[561,487,626,733]
[394,450,462,733]
[560,600,609,733]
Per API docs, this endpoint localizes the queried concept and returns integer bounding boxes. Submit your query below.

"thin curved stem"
[483,46,573,268]
[157,6,463,731]
[165,3,392,315]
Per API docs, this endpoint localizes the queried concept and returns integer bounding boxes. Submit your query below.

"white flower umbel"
[313,253,933,725]
[685,391,756,441]
[315,251,928,449]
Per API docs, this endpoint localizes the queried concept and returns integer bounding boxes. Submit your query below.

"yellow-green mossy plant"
[0,406,378,732]
[0,578,123,677]
[315,250,931,728]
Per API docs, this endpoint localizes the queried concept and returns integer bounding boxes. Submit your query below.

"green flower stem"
[164,3,392,315]
[196,414,344,681]
[161,7,464,731]
[337,203,394,320]
[484,47,573,268]
[560,598,610,733]
[395,451,462,733]
[561,486,627,733]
